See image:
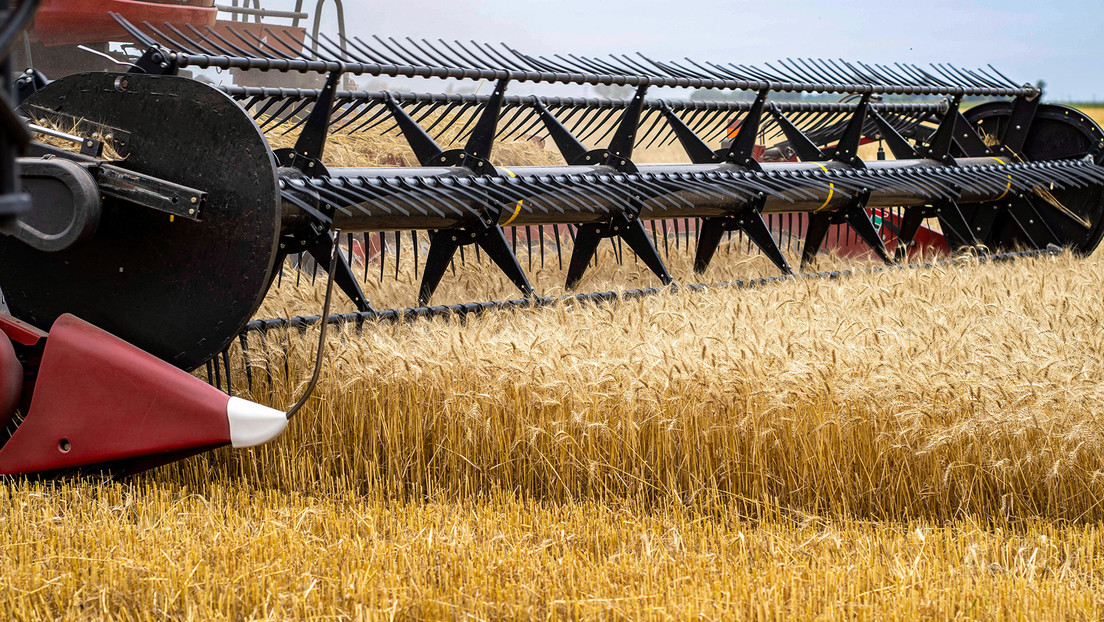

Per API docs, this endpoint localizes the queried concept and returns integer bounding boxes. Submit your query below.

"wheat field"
[2,107,1104,620]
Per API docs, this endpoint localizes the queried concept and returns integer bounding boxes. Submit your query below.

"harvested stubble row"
[3,484,1104,619]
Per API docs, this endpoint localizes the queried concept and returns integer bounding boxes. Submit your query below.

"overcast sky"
[272,0,1101,101]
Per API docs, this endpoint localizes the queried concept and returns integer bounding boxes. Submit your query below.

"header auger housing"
[2,7,1104,475]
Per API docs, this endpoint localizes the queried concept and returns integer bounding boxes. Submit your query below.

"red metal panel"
[0,314,233,475]
[33,0,217,46]
[0,313,47,347]
[0,334,22,427]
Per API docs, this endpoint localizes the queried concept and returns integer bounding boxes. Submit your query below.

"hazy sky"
[280,0,1101,101]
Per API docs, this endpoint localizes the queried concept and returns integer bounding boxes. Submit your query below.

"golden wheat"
[196,250,1104,525]
[3,483,1104,620]
[3,108,1104,620]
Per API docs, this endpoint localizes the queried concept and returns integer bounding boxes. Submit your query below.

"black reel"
[1,73,282,370]
[958,103,1104,254]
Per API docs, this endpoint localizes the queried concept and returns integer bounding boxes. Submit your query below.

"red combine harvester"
[2,0,1103,478]
[12,0,328,82]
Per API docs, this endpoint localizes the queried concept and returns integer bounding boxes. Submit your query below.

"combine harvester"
[1,1,1103,475]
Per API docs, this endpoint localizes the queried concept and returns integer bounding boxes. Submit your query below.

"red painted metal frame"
[0,314,235,475]
[32,0,217,46]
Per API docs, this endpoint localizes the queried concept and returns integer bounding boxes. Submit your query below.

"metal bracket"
[532,97,588,164]
[128,46,179,75]
[95,163,206,220]
[408,78,535,305]
[695,194,792,275]
[25,121,104,157]
[924,95,962,163]
[286,70,342,175]
[769,104,828,162]
[560,84,672,289]
[382,91,446,166]
[608,84,649,160]
[463,78,510,161]
[832,94,871,167]
[868,109,920,159]
[566,218,673,290]
[931,200,979,250]
[419,225,533,305]
[721,89,769,169]
[22,107,131,158]
[999,95,1041,155]
[14,69,48,106]
[1005,194,1061,248]
[951,109,992,157]
[659,101,721,164]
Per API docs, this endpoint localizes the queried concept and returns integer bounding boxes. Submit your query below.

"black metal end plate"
[961,103,1104,255]
[4,73,281,370]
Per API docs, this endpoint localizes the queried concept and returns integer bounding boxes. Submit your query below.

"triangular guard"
[0,315,269,475]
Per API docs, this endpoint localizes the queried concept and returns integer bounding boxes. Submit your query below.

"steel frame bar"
[114,15,1035,98]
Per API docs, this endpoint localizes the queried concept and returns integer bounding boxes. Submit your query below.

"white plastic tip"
[226,396,287,448]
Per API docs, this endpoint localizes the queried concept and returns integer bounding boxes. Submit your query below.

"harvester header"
[1,4,1102,475]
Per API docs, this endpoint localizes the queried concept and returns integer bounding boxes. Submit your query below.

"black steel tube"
[176,52,1027,97]
[113,16,1035,98]
[284,156,1047,233]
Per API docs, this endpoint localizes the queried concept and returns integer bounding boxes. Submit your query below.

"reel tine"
[362,232,371,283]
[381,232,390,282]
[222,348,233,397]
[330,101,383,134]
[393,231,401,281]
[539,225,546,269]
[164,22,218,55]
[527,226,534,273]
[554,225,563,270]
[237,333,253,391]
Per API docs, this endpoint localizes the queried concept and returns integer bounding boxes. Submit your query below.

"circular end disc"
[2,73,281,370]
[962,102,1104,255]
